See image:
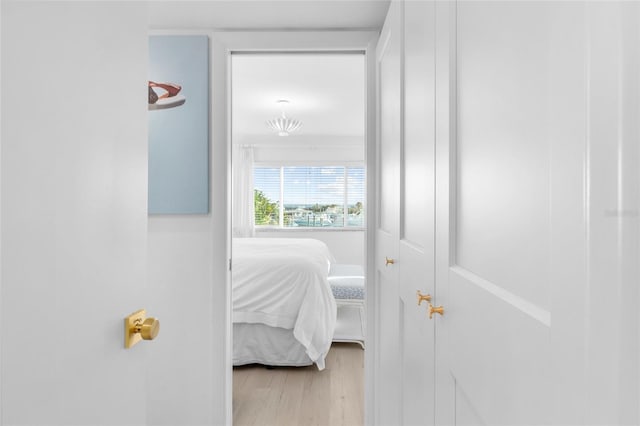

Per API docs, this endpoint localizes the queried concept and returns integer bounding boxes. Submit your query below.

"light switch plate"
[124,309,146,349]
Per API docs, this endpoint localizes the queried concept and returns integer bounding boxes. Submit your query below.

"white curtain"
[232,145,255,237]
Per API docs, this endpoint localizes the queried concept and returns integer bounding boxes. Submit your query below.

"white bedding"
[233,323,312,367]
[232,238,337,370]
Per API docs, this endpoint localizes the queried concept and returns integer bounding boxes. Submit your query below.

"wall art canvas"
[148,35,209,214]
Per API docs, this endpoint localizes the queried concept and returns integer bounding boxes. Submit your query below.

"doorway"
[229,52,367,425]
[211,31,379,425]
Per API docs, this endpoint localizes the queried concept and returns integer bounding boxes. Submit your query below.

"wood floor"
[233,343,364,426]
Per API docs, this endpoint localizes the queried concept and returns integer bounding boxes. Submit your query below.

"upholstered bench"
[328,264,365,349]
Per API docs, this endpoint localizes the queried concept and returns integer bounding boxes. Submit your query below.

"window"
[254,166,365,228]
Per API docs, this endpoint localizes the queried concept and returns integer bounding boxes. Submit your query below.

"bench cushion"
[328,264,365,300]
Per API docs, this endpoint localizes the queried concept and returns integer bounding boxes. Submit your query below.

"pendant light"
[266,99,302,136]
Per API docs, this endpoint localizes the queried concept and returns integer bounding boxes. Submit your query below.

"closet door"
[399,1,437,425]
[435,2,578,423]
[375,1,437,424]
[434,2,640,424]
[374,1,402,423]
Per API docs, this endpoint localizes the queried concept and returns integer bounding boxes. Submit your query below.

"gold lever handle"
[385,257,395,266]
[428,303,444,319]
[125,309,160,348]
[416,290,432,305]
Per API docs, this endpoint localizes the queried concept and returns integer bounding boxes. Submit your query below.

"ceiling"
[232,53,365,142]
[149,1,383,146]
[149,0,391,31]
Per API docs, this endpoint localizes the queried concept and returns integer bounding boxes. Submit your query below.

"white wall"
[254,143,363,164]
[147,217,219,425]
[0,3,3,421]
[146,30,226,425]
[236,135,363,164]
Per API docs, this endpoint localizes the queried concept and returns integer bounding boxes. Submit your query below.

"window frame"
[253,161,366,231]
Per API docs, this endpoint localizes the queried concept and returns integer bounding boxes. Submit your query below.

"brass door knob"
[385,257,395,266]
[428,303,444,319]
[137,317,160,341]
[125,309,160,348]
[416,290,432,305]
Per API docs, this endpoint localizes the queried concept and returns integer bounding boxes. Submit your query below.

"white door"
[375,1,437,425]
[399,1,437,425]
[435,3,556,422]
[2,3,149,424]
[434,1,640,424]
[374,2,403,423]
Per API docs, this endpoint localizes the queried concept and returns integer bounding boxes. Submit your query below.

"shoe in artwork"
[148,81,186,110]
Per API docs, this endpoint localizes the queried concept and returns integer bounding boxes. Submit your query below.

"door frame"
[212,31,379,425]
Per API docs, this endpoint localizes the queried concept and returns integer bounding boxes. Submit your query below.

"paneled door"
[399,1,437,425]
[374,1,402,423]
[434,1,640,424]
[375,1,437,424]
[435,2,579,424]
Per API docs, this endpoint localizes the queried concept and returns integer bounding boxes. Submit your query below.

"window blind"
[253,166,365,228]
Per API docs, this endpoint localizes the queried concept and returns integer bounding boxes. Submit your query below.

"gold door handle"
[125,309,160,348]
[385,257,395,266]
[137,317,160,341]
[416,290,432,305]
[428,303,444,319]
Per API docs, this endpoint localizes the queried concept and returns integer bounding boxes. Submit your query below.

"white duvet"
[232,238,337,370]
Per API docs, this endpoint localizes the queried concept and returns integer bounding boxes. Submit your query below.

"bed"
[232,238,337,370]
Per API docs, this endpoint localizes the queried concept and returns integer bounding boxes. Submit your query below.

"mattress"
[232,238,337,370]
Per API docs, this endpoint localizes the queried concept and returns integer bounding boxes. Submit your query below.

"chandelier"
[266,100,302,136]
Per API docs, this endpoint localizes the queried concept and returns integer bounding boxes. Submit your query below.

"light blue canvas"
[148,35,209,214]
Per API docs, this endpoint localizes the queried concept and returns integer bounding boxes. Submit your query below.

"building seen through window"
[254,166,365,228]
